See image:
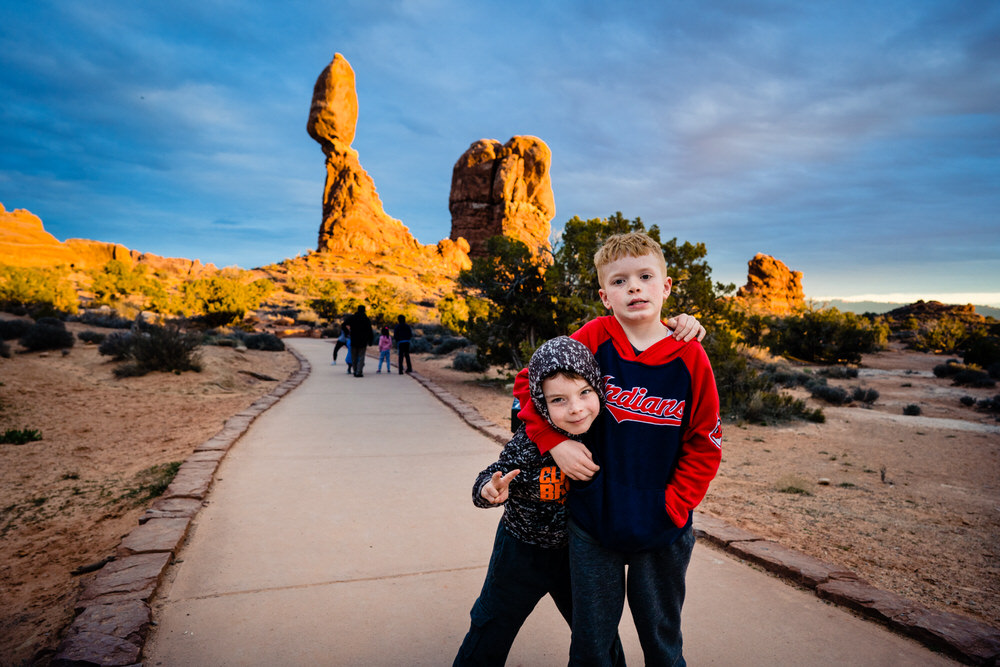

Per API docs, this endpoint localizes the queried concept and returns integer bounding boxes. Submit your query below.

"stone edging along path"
[52,348,312,667]
[408,370,1000,667]
[50,350,999,666]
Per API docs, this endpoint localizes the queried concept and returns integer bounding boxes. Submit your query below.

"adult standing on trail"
[345,305,374,377]
[393,314,413,375]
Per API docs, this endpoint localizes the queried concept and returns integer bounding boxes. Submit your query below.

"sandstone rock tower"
[735,253,805,315]
[307,53,468,269]
[449,136,555,258]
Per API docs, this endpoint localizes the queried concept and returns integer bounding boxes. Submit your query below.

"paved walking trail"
[144,338,958,666]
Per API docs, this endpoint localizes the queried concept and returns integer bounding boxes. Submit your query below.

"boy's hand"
[481,469,520,504]
[667,313,706,342]
[549,440,599,481]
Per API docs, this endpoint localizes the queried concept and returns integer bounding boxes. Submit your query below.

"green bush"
[0,264,79,316]
[109,325,202,378]
[903,404,922,416]
[433,336,470,355]
[960,396,976,407]
[77,330,107,344]
[951,369,996,388]
[0,319,32,340]
[933,361,964,378]
[762,308,888,364]
[99,331,135,360]
[809,384,853,405]
[242,333,285,351]
[963,333,1000,370]
[818,366,859,379]
[20,319,75,351]
[0,428,42,444]
[71,311,134,329]
[452,351,485,373]
[410,336,432,353]
[851,387,879,404]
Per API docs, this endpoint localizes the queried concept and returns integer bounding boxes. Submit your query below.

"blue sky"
[2,1,998,305]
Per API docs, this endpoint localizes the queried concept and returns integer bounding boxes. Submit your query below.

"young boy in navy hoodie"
[513,231,722,666]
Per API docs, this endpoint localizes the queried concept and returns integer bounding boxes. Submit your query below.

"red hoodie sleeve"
[663,343,723,527]
[513,320,606,454]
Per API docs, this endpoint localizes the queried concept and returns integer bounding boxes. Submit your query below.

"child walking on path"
[454,336,624,667]
[514,232,721,666]
[377,326,391,373]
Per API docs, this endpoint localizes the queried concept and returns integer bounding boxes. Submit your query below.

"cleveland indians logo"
[603,375,685,426]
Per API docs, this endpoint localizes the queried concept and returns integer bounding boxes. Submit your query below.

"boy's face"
[597,252,672,326]
[541,373,601,435]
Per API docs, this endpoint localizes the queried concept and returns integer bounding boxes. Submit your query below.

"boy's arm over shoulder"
[512,319,605,451]
[664,341,723,527]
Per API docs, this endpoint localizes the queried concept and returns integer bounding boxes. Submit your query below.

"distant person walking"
[393,314,413,375]
[332,321,349,365]
[377,326,392,373]
[344,305,374,377]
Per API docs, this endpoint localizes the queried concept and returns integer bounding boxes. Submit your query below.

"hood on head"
[527,336,604,437]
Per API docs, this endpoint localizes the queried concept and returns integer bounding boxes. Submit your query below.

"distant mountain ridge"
[813,298,1000,319]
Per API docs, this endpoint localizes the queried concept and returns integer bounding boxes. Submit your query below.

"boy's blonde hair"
[594,232,668,287]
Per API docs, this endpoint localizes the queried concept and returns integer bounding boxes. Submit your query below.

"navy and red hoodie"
[513,316,722,553]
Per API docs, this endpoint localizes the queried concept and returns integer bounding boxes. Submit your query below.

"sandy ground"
[410,342,1000,633]
[1,328,997,665]
[0,318,299,666]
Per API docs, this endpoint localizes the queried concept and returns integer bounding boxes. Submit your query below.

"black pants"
[397,341,412,373]
[333,339,347,361]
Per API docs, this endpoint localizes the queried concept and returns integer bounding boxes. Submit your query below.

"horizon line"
[808,293,1000,308]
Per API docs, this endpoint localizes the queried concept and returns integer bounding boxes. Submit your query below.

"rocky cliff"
[0,203,217,277]
[307,53,470,274]
[734,253,805,315]
[449,136,555,257]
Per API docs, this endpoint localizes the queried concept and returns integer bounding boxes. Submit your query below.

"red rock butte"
[449,136,556,258]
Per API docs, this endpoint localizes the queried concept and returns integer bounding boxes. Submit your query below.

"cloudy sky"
[2,1,998,305]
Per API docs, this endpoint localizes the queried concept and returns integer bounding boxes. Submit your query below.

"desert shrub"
[242,332,285,351]
[809,384,853,405]
[433,336,470,355]
[903,404,922,416]
[72,311,135,329]
[0,428,42,444]
[452,351,486,373]
[762,308,888,364]
[818,366,859,379]
[0,264,79,316]
[77,330,107,344]
[988,362,1000,380]
[0,318,32,340]
[851,387,879,404]
[975,395,1000,413]
[743,391,819,425]
[960,395,976,407]
[951,369,996,388]
[963,332,1000,370]
[99,331,135,360]
[19,318,74,351]
[761,365,814,388]
[181,274,273,327]
[111,325,202,378]
[775,474,813,495]
[933,362,964,378]
[909,315,969,353]
[116,461,182,506]
[409,336,432,353]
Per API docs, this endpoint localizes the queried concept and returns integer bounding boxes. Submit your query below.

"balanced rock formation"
[307,54,469,272]
[0,203,216,276]
[449,136,555,258]
[734,253,805,315]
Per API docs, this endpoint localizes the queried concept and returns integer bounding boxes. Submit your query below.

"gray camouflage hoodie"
[472,336,604,548]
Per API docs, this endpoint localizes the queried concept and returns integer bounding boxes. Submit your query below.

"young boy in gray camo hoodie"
[454,336,624,667]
